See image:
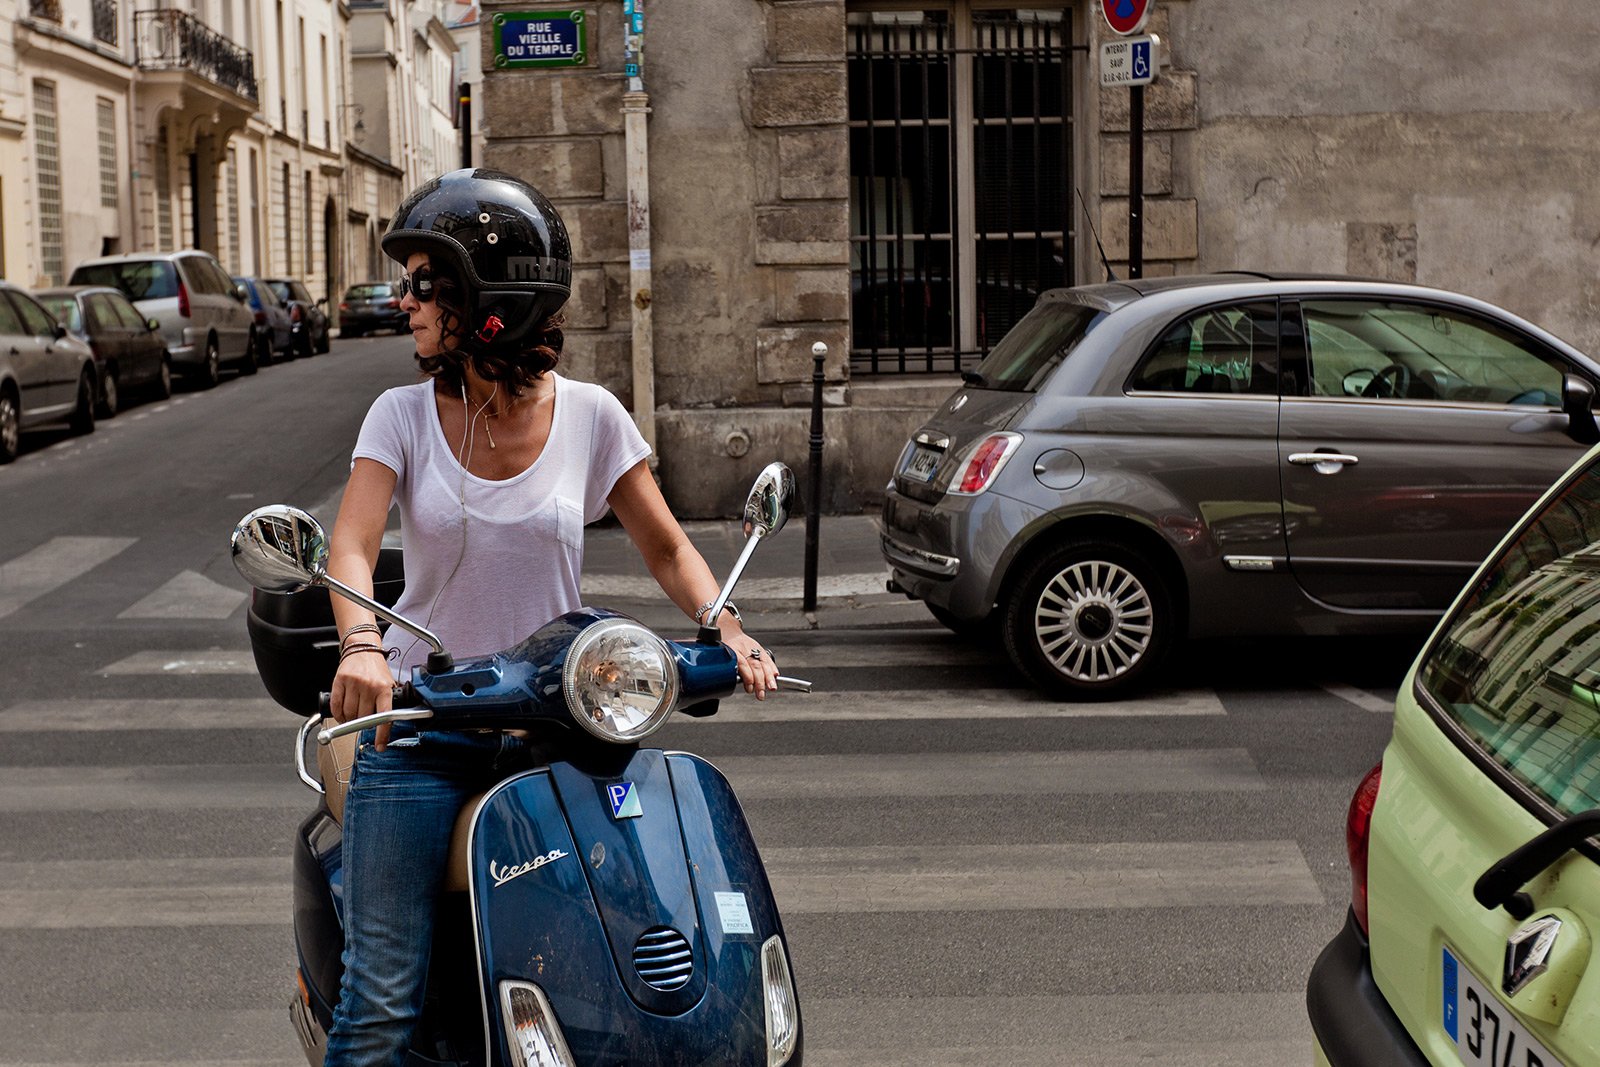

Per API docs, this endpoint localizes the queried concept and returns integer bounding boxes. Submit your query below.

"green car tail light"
[1346,762,1383,935]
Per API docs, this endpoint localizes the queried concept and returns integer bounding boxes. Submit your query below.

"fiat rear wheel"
[1003,539,1173,700]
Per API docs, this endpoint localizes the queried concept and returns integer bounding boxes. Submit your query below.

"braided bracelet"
[339,642,388,662]
[340,622,382,647]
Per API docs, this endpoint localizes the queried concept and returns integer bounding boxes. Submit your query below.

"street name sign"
[1100,34,1159,88]
[1101,0,1152,36]
[493,10,587,69]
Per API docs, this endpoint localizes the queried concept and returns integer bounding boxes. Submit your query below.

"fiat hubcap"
[1034,560,1153,683]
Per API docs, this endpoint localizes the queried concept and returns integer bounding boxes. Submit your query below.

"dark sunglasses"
[396,268,441,302]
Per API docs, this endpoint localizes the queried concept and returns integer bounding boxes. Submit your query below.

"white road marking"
[98,651,258,675]
[0,536,137,620]
[1319,682,1394,713]
[685,688,1225,721]
[0,698,286,731]
[117,569,248,619]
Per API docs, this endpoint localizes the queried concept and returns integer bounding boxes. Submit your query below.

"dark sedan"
[36,285,172,417]
[266,277,331,355]
[338,282,406,338]
[881,273,1600,699]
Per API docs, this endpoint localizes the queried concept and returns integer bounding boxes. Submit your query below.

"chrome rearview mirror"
[743,461,796,540]
[230,504,455,673]
[699,463,797,642]
[231,505,328,593]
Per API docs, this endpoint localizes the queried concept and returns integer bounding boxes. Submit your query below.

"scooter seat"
[316,733,481,894]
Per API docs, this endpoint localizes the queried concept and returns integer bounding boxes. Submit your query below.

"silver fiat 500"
[881,273,1600,699]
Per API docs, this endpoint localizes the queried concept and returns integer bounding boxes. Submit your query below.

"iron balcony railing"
[135,9,257,102]
[91,0,118,44]
[29,0,63,22]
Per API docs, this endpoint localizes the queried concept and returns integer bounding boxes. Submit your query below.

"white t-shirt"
[350,373,651,675]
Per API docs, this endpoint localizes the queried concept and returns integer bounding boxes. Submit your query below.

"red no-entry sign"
[1101,0,1151,36]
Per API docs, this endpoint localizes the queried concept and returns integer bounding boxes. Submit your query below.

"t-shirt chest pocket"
[554,495,584,551]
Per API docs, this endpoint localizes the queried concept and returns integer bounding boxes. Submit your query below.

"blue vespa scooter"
[231,463,807,1067]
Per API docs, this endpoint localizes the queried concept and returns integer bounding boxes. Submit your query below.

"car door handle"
[1288,451,1360,472]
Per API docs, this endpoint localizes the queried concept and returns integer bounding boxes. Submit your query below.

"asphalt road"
[0,333,1414,1065]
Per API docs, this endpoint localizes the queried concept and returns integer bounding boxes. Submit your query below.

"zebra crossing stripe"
[117,570,248,620]
[692,689,1224,721]
[0,699,287,731]
[0,536,136,620]
[99,651,259,675]
[0,837,1318,930]
[1318,682,1394,713]
[801,993,1312,1067]
[0,1008,291,1067]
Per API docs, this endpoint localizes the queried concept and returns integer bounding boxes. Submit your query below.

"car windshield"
[967,301,1105,392]
[37,297,81,333]
[347,284,392,299]
[267,280,291,301]
[70,261,179,301]
[1420,456,1600,818]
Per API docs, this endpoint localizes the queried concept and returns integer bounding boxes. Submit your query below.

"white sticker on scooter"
[715,891,754,935]
[608,782,643,819]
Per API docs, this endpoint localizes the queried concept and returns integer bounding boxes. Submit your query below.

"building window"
[156,128,173,250]
[847,5,1075,373]
[282,162,293,272]
[33,81,63,284]
[227,147,241,271]
[97,99,119,209]
[91,0,118,45]
[303,170,313,279]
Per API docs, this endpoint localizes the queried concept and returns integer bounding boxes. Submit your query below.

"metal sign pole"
[1129,83,1143,279]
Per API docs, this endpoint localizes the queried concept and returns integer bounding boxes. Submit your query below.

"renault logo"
[1503,915,1562,997]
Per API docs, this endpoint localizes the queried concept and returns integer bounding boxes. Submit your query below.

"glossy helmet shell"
[381,168,572,344]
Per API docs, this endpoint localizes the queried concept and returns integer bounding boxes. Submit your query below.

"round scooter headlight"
[561,619,680,743]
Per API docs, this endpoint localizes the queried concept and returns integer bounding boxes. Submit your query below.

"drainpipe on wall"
[622,0,656,464]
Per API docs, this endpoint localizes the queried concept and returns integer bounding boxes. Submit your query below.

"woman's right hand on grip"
[330,650,396,748]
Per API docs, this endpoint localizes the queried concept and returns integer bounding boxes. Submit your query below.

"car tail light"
[947,432,1022,496]
[290,304,302,322]
[177,279,191,318]
[1347,762,1383,935]
[253,310,266,324]
[339,301,350,310]
[385,298,401,308]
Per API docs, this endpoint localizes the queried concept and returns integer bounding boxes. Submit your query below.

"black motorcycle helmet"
[382,168,572,345]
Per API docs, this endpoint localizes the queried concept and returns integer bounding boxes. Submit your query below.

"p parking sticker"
[608,781,642,819]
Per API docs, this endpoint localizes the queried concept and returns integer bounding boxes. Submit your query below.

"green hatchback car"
[1309,447,1600,1065]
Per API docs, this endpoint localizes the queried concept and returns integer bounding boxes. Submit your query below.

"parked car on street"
[1307,443,1600,1067]
[233,275,294,365]
[880,273,1600,699]
[69,251,256,388]
[36,285,172,416]
[0,280,98,461]
[337,280,406,337]
[264,277,330,355]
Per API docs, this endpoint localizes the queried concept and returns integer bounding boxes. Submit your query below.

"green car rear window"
[1421,461,1600,817]
[969,302,1104,392]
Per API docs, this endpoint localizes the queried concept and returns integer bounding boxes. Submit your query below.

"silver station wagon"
[881,274,1600,699]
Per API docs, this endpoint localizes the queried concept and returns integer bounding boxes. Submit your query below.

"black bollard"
[803,341,826,613]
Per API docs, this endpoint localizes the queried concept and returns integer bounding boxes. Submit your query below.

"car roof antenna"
[1076,187,1117,282]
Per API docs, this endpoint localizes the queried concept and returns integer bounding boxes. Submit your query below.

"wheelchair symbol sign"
[1132,41,1150,78]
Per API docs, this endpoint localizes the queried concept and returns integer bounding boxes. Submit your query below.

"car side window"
[1301,300,1567,405]
[11,293,57,336]
[1130,303,1278,395]
[0,295,24,335]
[179,259,215,295]
[208,261,237,296]
[110,295,147,331]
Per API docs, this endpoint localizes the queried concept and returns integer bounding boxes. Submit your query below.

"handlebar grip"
[314,683,428,745]
[774,675,812,693]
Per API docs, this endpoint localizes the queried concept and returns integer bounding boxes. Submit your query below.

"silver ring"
[748,648,762,661]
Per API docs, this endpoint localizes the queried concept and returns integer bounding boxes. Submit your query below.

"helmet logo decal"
[477,315,506,343]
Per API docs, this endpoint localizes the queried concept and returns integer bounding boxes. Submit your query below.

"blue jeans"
[324,724,531,1067]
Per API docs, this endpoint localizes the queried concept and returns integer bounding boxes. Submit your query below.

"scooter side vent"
[632,926,694,991]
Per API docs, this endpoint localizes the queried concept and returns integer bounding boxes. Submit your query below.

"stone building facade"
[478,0,1600,517]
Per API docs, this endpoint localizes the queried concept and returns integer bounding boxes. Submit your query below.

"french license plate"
[1443,946,1563,1067]
[906,446,941,483]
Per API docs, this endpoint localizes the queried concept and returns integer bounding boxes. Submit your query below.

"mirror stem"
[322,574,454,672]
[699,531,765,643]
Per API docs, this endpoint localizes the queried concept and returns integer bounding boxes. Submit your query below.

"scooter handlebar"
[315,684,430,745]
[774,675,812,693]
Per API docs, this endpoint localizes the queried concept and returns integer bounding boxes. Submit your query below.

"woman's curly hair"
[415,267,563,396]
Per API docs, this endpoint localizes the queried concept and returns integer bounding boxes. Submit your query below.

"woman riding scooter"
[322,167,780,1066]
